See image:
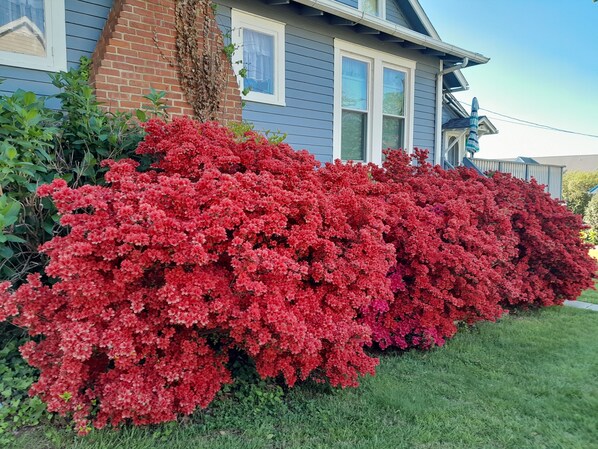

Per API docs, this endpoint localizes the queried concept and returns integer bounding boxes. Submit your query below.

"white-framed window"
[0,0,66,72]
[333,39,415,164]
[359,0,386,19]
[231,9,285,106]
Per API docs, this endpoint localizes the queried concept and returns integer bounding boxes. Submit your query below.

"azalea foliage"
[0,119,395,432]
[0,118,594,433]
[362,150,515,350]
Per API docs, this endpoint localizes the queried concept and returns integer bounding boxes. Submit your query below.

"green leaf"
[136,109,147,122]
[43,221,55,235]
[4,235,26,243]
[5,146,17,160]
[22,91,37,106]
[0,245,13,258]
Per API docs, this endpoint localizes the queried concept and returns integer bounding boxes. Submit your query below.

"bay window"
[334,40,415,164]
[0,0,66,71]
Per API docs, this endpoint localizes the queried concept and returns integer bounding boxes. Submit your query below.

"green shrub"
[0,325,51,446]
[0,89,61,282]
[0,59,168,443]
[584,194,598,235]
[0,58,168,284]
[562,170,598,216]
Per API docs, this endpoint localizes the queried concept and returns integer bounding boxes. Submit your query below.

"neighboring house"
[0,0,493,168]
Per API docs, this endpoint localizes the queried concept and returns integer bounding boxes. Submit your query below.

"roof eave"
[290,0,490,65]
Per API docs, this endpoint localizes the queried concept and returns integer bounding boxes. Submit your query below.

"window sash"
[334,40,415,165]
[231,10,286,106]
[0,0,66,72]
[242,29,275,95]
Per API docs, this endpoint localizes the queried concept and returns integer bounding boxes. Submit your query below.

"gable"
[386,0,413,29]
[331,1,422,33]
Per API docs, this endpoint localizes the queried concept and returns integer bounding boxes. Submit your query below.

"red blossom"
[1,118,593,433]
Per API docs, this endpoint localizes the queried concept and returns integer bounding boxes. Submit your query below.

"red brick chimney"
[89,0,242,123]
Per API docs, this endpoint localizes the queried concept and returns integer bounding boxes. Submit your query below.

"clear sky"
[419,0,598,160]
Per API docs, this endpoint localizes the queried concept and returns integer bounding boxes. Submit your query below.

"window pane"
[362,0,379,15]
[383,68,405,116]
[342,110,367,161]
[382,116,404,151]
[0,0,46,57]
[342,57,368,111]
[243,29,275,95]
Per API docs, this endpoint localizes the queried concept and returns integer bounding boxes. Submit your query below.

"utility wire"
[460,101,598,139]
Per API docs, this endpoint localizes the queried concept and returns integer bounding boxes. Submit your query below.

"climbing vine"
[174,0,226,122]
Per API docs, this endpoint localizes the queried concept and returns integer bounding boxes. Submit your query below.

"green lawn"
[577,280,598,304]
[15,307,598,449]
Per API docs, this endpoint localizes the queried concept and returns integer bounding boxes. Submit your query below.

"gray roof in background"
[515,157,540,165]
[525,155,598,172]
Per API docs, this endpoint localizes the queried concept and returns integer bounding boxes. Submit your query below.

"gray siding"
[217,0,440,163]
[413,62,437,153]
[386,0,411,28]
[0,0,111,98]
[442,103,459,124]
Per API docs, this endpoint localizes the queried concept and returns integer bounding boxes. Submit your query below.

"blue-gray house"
[0,0,492,168]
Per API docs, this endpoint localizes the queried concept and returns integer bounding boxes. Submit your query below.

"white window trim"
[230,9,286,107]
[0,0,67,72]
[358,0,386,19]
[333,39,416,165]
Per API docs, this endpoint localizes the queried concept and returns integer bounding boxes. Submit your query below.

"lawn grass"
[14,306,598,449]
[577,279,598,304]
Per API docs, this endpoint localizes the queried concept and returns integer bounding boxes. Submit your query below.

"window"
[341,57,369,161]
[0,0,66,71]
[359,0,385,18]
[231,10,285,106]
[334,39,415,164]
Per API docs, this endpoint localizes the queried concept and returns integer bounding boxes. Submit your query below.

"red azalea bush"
[0,118,395,432]
[0,117,594,433]
[489,172,595,307]
[362,150,514,350]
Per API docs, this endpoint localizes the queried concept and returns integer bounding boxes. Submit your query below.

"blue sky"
[419,0,598,159]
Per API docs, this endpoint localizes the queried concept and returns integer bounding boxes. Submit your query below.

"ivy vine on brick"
[174,0,225,121]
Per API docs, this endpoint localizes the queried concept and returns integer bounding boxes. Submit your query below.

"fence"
[463,158,564,200]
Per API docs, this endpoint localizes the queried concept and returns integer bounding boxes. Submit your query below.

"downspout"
[434,57,469,166]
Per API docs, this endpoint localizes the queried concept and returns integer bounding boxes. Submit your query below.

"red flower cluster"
[361,150,594,351]
[0,118,394,432]
[489,171,595,307]
[362,150,515,349]
[0,118,594,432]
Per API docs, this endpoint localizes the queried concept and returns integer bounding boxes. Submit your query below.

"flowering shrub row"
[0,118,594,432]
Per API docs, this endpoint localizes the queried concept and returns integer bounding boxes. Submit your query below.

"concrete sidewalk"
[564,300,598,312]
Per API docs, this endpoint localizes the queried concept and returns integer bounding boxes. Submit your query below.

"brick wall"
[90,0,242,123]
